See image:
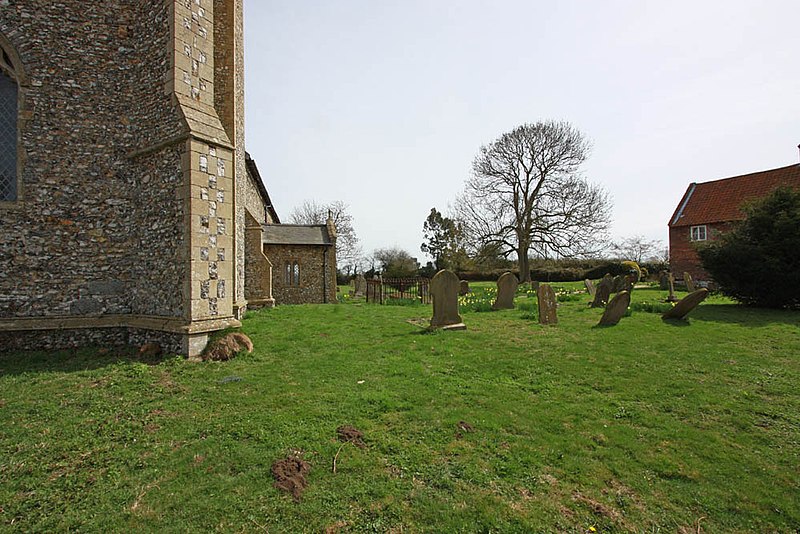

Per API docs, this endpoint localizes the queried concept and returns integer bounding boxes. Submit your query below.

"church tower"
[0,1,250,356]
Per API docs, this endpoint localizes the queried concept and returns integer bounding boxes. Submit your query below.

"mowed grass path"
[1,285,799,532]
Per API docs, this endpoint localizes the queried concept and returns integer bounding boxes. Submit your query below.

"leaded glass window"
[0,49,17,202]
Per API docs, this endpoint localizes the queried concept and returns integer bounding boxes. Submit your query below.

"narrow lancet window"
[0,48,17,201]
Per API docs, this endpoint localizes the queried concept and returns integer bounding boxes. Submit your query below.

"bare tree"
[611,235,664,263]
[454,121,611,282]
[289,200,363,275]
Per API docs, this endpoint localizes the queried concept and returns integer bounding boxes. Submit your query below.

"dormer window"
[0,46,18,202]
[690,225,707,241]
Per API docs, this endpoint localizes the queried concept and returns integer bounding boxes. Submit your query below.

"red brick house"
[669,160,800,283]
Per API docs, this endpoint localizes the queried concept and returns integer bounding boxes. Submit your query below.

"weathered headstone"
[537,284,558,325]
[354,274,367,296]
[459,280,470,296]
[612,275,625,293]
[665,273,678,303]
[599,273,613,291]
[683,272,696,293]
[623,274,635,292]
[591,284,611,308]
[598,290,631,326]
[662,288,709,320]
[584,278,596,297]
[591,276,612,308]
[430,270,466,330]
[659,270,670,290]
[492,272,519,310]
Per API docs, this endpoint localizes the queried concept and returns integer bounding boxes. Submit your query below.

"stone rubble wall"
[0,328,184,355]
[0,2,187,321]
[0,1,245,355]
[264,244,337,305]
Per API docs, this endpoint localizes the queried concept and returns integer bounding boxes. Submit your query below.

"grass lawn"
[1,284,799,532]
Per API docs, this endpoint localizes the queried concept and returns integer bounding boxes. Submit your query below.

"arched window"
[285,262,292,285]
[284,260,301,286]
[0,46,18,202]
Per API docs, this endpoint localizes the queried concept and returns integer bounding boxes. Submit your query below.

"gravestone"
[430,270,466,330]
[592,275,613,308]
[354,274,367,296]
[599,273,613,291]
[492,272,519,310]
[584,279,596,297]
[591,283,611,308]
[537,284,558,325]
[662,288,709,320]
[683,272,696,292]
[598,290,631,326]
[665,273,678,302]
[612,275,625,293]
[459,280,470,296]
[659,271,670,290]
[623,274,635,292]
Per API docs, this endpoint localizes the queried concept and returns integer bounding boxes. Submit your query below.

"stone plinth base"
[432,322,467,331]
[0,314,241,357]
[246,298,276,309]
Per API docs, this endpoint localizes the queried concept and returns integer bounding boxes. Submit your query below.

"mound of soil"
[455,420,475,439]
[336,425,365,448]
[203,332,253,361]
[271,456,310,501]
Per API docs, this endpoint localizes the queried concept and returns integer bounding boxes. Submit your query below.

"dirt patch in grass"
[272,456,310,501]
[455,420,474,438]
[336,425,365,448]
[573,491,623,523]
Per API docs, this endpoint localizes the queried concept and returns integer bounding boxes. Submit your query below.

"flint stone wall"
[264,244,336,304]
[0,2,187,321]
[0,328,183,355]
[0,1,247,355]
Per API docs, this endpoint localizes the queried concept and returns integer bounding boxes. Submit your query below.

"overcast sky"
[243,0,800,263]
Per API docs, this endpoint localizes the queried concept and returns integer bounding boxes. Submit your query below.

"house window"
[285,261,300,286]
[690,225,707,241]
[0,47,17,202]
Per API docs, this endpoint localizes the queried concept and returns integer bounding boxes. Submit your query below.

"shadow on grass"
[0,346,172,376]
[660,318,691,327]
[688,304,800,327]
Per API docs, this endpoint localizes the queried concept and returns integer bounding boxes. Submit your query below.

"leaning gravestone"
[354,274,367,296]
[584,279,596,297]
[537,284,558,325]
[623,274,635,292]
[598,290,631,326]
[430,270,466,330]
[492,272,519,310]
[662,288,709,320]
[683,272,696,292]
[612,275,625,293]
[459,280,470,296]
[599,273,613,291]
[591,279,612,308]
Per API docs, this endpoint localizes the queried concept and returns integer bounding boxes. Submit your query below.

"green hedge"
[457,260,634,282]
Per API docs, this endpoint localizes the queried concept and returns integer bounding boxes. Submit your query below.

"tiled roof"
[669,163,800,227]
[245,152,280,224]
[262,224,333,246]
